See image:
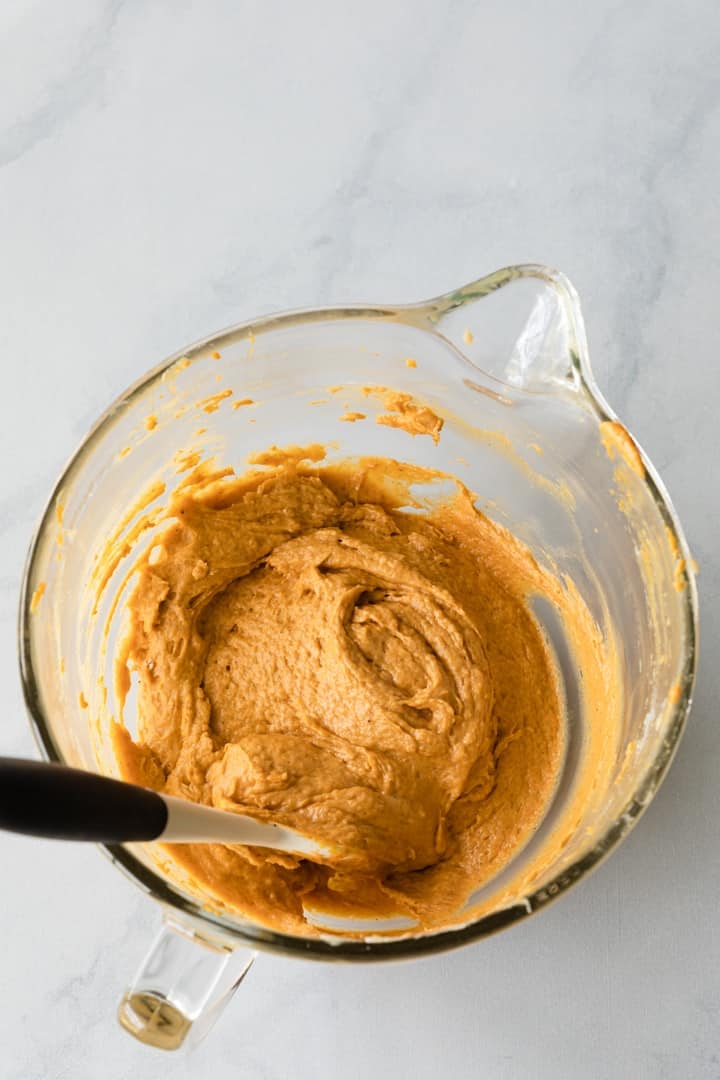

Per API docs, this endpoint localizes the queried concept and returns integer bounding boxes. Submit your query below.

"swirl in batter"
[112,450,567,934]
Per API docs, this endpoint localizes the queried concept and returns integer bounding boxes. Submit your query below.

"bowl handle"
[407,264,594,396]
[117,913,256,1050]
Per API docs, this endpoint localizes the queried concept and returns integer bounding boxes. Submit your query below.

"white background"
[1,2,719,1077]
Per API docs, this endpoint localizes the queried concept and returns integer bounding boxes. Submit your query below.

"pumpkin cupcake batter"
[112,449,569,935]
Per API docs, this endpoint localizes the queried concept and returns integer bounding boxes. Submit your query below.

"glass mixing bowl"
[19,265,698,1049]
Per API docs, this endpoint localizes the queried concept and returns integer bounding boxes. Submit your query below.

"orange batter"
[112,450,570,935]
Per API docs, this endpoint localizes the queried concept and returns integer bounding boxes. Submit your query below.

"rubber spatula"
[0,756,330,858]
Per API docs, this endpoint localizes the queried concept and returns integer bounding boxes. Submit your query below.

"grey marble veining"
[1,1,718,1077]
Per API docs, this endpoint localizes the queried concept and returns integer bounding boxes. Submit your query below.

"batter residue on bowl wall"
[104,443,616,937]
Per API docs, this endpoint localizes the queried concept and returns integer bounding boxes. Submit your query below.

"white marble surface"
[1,2,719,1077]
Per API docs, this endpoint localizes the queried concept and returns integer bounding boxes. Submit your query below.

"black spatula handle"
[0,757,168,842]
